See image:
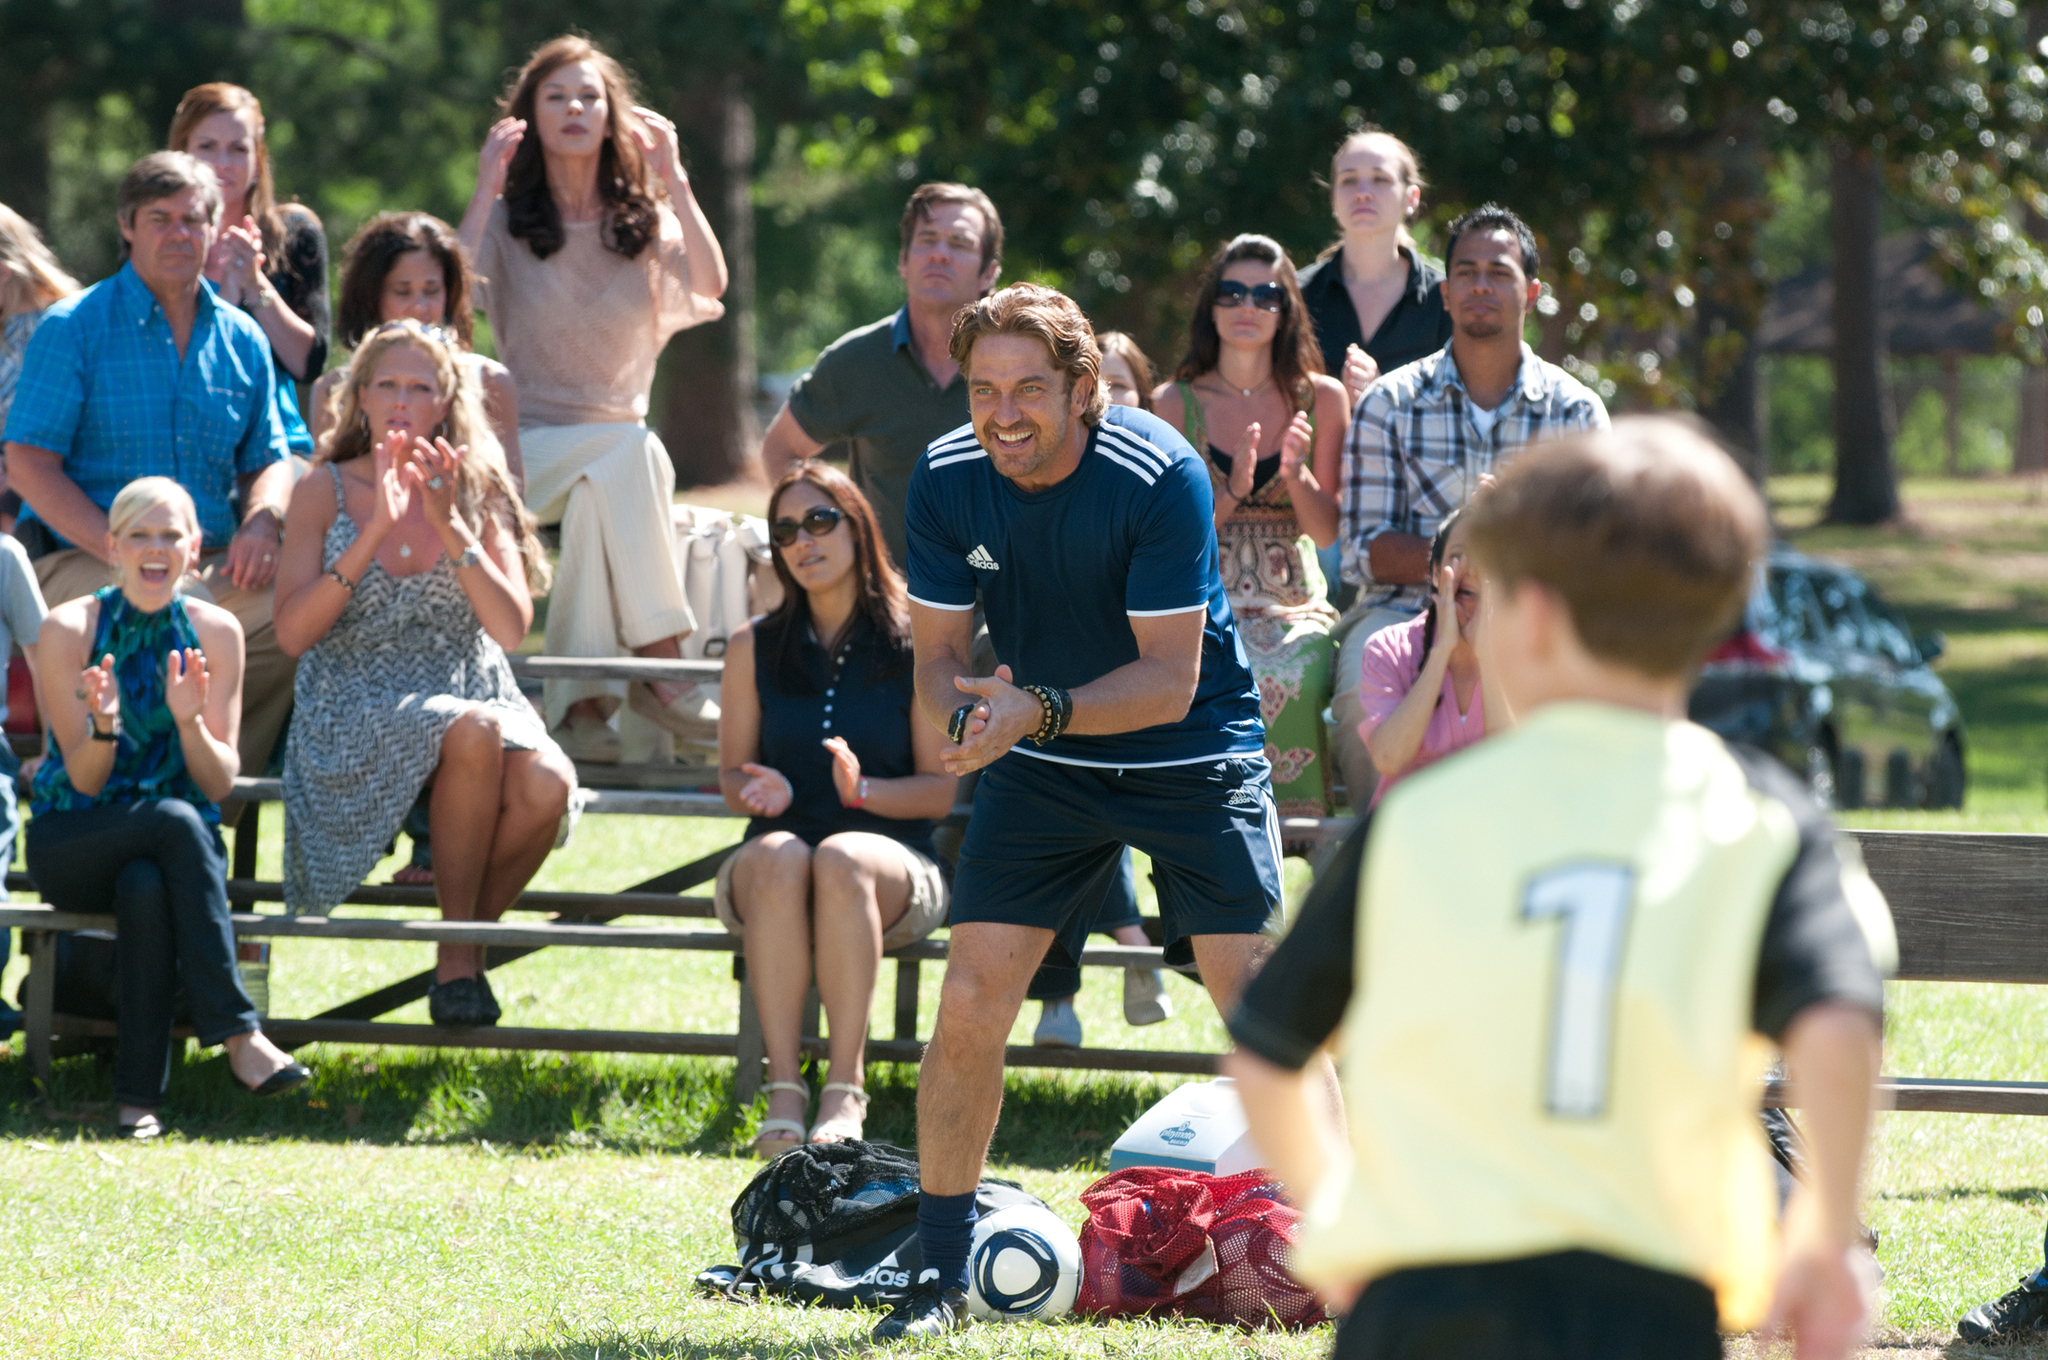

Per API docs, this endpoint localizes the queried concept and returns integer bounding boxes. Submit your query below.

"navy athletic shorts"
[949,752,1284,971]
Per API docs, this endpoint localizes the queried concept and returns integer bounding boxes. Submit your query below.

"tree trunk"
[2018,5,2048,475]
[1825,141,1898,524]
[2019,366,2048,474]
[657,72,757,491]
[1697,323,1766,484]
[1682,122,1769,483]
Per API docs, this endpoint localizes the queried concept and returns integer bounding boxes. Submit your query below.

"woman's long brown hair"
[167,83,287,261]
[1172,234,1325,412]
[498,35,660,262]
[757,463,911,693]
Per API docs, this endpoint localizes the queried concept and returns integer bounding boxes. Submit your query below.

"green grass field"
[11,475,2048,1356]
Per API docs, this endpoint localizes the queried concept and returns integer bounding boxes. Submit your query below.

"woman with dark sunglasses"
[1154,234,1350,820]
[716,462,956,1157]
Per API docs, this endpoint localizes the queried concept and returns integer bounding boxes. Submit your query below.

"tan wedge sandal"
[807,1082,869,1144]
[752,1080,810,1158]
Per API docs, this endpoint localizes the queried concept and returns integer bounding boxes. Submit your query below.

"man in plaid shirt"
[1329,204,1608,805]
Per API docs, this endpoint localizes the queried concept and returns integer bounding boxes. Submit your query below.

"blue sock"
[917,1189,978,1294]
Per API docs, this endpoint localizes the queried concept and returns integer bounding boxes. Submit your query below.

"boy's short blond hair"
[1464,416,1767,678]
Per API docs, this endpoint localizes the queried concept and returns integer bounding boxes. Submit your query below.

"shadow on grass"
[496,1337,866,1360]
[0,1045,1178,1168]
[1875,1185,2048,1208]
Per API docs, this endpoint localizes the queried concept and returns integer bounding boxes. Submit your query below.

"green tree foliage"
[4,0,2045,487]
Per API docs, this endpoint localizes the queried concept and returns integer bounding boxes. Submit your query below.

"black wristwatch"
[89,716,118,743]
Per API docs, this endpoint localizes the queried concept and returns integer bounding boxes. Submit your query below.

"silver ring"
[428,476,445,490]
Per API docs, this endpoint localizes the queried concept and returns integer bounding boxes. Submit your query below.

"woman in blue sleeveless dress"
[717,463,957,1157]
[28,477,308,1139]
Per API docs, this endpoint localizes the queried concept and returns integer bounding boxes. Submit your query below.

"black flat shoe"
[241,1061,311,1097]
[476,972,503,1026]
[429,976,495,1027]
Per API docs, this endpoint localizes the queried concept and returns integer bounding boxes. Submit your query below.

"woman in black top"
[717,463,956,1157]
[170,83,330,455]
[1295,130,1452,409]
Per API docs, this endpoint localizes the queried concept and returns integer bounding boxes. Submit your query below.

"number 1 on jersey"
[1521,862,1635,1119]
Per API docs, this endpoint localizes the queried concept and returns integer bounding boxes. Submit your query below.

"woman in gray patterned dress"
[274,320,573,1026]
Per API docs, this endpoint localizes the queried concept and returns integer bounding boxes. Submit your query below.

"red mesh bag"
[1075,1166,1326,1329]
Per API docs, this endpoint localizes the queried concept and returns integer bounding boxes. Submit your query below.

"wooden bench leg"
[233,801,260,882]
[734,973,764,1104]
[20,928,54,1095]
[894,959,921,1043]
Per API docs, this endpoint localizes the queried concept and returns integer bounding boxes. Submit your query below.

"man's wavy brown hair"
[948,283,1106,425]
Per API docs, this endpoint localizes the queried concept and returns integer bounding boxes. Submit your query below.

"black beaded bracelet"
[949,703,977,745]
[1021,684,1072,746]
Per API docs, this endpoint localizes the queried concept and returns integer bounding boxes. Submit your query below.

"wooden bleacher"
[11,656,2045,1116]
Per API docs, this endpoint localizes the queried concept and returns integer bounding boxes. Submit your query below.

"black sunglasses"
[1214,280,1286,313]
[770,505,846,547]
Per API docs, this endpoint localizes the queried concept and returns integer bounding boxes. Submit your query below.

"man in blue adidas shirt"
[874,283,1282,1341]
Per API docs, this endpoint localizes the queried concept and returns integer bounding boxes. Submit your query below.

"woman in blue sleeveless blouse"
[717,464,957,1157]
[28,478,308,1138]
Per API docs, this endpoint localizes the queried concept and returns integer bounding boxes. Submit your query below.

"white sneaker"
[1123,968,1173,1026]
[1033,996,1083,1048]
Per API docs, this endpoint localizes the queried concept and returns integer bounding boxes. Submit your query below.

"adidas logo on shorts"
[1224,787,1263,811]
[967,545,1000,571]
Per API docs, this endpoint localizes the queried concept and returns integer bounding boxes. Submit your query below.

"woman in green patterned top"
[1154,234,1352,820]
[28,477,307,1139]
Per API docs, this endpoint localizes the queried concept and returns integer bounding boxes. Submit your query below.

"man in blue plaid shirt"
[3,152,297,776]
[1329,204,1608,805]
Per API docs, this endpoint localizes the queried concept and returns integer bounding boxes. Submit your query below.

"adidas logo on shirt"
[966,545,1000,571]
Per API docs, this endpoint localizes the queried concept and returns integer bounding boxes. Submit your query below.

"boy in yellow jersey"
[1226,417,1894,1360]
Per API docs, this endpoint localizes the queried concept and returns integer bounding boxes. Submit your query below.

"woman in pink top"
[1356,509,1502,806]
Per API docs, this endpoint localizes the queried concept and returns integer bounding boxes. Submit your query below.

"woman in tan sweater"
[459,34,729,762]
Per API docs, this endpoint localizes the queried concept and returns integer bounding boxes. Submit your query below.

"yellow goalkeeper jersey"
[1233,702,1894,1328]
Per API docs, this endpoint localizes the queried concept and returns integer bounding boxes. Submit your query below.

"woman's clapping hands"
[78,654,119,725]
[1277,411,1319,494]
[403,436,465,532]
[823,736,864,807]
[737,762,793,817]
[367,431,413,537]
[165,647,210,726]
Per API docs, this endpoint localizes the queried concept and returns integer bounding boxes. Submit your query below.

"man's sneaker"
[1959,1275,2048,1341]
[872,1274,973,1342]
[1034,997,1083,1048]
[1123,968,1173,1026]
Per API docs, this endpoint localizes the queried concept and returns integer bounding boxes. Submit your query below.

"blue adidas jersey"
[904,403,1265,767]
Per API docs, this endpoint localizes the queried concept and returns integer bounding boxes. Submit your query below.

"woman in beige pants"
[460,34,728,761]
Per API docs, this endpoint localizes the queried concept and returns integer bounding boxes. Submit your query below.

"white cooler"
[1107,1077,1264,1176]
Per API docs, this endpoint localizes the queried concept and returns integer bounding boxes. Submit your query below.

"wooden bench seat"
[0,901,1223,1092]
[17,646,2036,1118]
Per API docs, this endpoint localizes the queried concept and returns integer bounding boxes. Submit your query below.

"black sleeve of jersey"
[1227,813,1373,1070]
[1731,746,1890,1040]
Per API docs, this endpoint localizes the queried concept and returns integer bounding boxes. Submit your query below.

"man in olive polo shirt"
[759,182,1002,565]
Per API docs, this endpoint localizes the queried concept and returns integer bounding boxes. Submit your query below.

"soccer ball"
[965,1204,1082,1323]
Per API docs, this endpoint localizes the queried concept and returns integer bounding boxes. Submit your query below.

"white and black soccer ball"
[965,1204,1082,1323]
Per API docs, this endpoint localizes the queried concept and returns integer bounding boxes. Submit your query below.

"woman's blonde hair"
[107,477,200,542]
[317,321,552,593]
[0,203,80,322]
[1322,128,1426,256]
